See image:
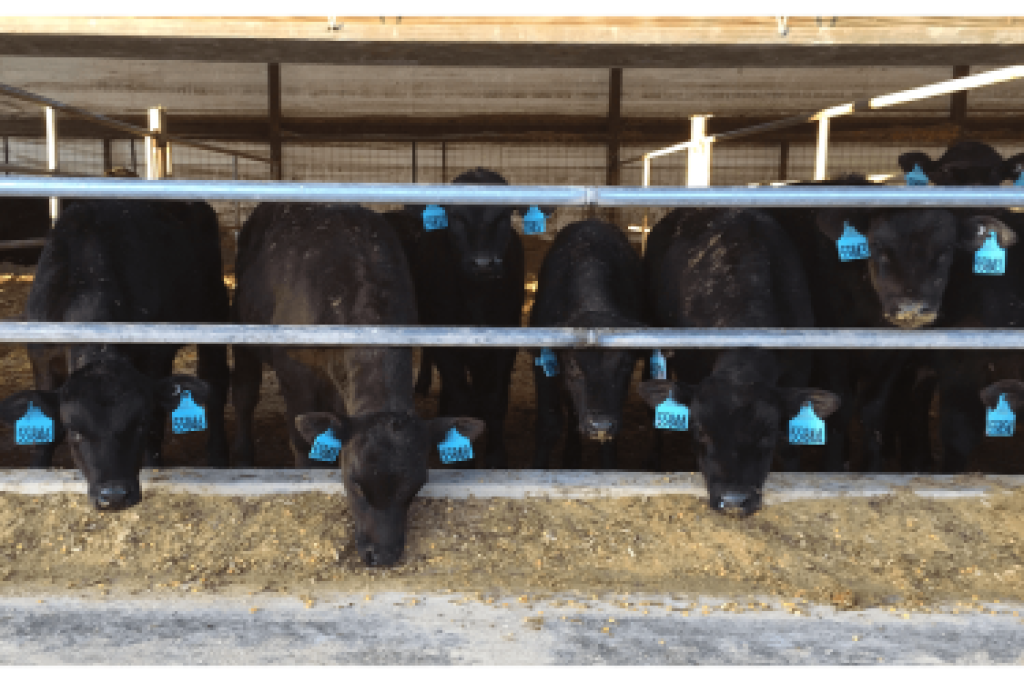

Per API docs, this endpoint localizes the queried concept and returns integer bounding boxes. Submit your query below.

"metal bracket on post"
[146,106,168,180]
[45,106,59,226]
[814,116,831,181]
[686,115,713,188]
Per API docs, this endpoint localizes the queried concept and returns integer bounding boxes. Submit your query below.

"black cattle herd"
[0,140,1023,566]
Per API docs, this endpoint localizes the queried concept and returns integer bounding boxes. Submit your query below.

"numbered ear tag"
[650,350,667,380]
[654,397,689,431]
[974,231,1006,275]
[171,390,207,434]
[986,394,1016,437]
[309,428,342,462]
[905,164,930,186]
[15,402,54,445]
[438,427,474,464]
[789,402,825,445]
[836,221,870,262]
[422,204,447,231]
[1014,171,1024,187]
[522,206,547,235]
[535,348,559,377]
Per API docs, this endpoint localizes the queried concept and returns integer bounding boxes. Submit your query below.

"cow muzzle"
[92,482,139,512]
[710,489,762,516]
[886,300,938,329]
[465,255,505,280]
[582,412,618,442]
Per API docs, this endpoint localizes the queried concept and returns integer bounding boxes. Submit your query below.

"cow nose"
[468,256,503,278]
[583,413,617,441]
[718,491,750,510]
[889,299,937,329]
[96,485,129,510]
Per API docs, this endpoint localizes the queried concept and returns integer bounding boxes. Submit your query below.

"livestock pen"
[2,19,1024,660]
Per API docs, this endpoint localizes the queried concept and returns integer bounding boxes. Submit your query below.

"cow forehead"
[59,364,152,429]
[871,211,956,241]
[448,205,511,226]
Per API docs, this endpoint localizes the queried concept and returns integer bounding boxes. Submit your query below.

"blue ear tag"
[535,348,559,377]
[905,164,930,186]
[650,350,667,380]
[309,428,342,462]
[422,204,447,231]
[986,394,1016,437]
[171,390,206,434]
[15,402,54,445]
[974,231,1006,275]
[1015,171,1024,187]
[789,402,826,445]
[836,221,870,262]
[438,427,474,464]
[654,397,689,431]
[522,206,547,235]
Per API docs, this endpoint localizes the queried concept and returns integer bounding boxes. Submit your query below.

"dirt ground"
[1,488,1023,612]
[1,241,1023,474]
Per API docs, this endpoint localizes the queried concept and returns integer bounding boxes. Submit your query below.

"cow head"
[409,168,554,281]
[0,354,210,512]
[295,411,484,568]
[898,141,1006,186]
[639,353,839,516]
[817,209,1016,329]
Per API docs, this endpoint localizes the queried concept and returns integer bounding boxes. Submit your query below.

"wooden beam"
[3,17,1024,67]
[267,63,283,181]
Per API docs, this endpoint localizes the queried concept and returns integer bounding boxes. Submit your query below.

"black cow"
[898,140,1022,187]
[530,220,644,469]
[231,203,485,567]
[0,199,230,510]
[404,168,550,468]
[639,208,840,514]
[0,197,48,266]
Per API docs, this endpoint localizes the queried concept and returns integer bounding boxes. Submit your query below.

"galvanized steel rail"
[3,176,1024,207]
[0,323,1019,349]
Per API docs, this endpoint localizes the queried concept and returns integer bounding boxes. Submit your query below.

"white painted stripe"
[0,469,1021,502]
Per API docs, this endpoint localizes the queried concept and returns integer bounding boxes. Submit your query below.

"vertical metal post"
[686,115,713,188]
[441,141,447,183]
[778,140,790,182]
[102,138,113,174]
[146,106,167,180]
[130,138,137,174]
[2,135,8,175]
[45,106,59,225]
[814,116,830,181]
[950,65,970,140]
[411,141,417,183]
[606,67,623,226]
[641,154,651,254]
[233,155,240,229]
[267,63,283,181]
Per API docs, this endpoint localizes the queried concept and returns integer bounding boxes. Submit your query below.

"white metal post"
[814,116,831,181]
[146,106,167,180]
[686,115,713,188]
[45,106,59,225]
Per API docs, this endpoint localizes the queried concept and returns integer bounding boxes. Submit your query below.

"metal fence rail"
[3,176,1024,207]
[0,323,1020,350]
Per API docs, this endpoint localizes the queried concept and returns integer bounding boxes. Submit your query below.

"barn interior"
[3,16,1024,473]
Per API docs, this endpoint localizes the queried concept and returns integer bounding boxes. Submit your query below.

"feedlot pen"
[3,18,1024,632]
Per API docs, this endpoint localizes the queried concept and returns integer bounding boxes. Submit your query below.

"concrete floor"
[1,593,1022,665]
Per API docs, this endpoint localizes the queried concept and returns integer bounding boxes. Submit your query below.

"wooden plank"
[3,17,1024,68]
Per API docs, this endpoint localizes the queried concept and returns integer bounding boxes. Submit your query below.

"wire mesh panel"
[170,141,271,228]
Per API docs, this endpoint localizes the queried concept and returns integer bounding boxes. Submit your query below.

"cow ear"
[295,412,352,445]
[898,151,935,176]
[637,380,695,410]
[153,375,211,412]
[816,208,870,242]
[514,205,557,217]
[427,416,486,445]
[778,387,841,420]
[960,215,1018,251]
[0,389,61,427]
[1001,153,1024,183]
[980,380,1024,413]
